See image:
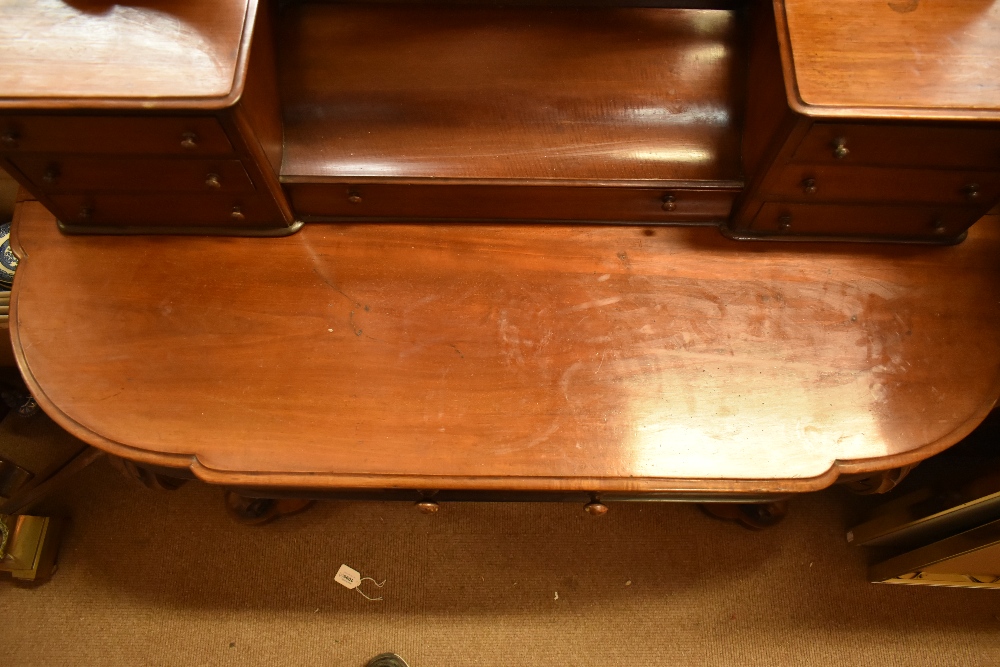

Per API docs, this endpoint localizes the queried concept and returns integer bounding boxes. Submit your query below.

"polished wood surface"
[777,0,1000,119]
[279,4,744,184]
[732,0,1000,240]
[0,0,254,107]
[11,201,1000,493]
[288,183,737,223]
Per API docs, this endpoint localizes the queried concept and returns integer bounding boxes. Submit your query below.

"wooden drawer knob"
[778,214,792,231]
[584,501,609,516]
[416,500,439,514]
[231,206,245,222]
[180,132,199,150]
[347,191,363,204]
[78,205,93,221]
[963,183,980,201]
[932,218,947,235]
[661,194,676,212]
[0,130,18,148]
[832,137,849,159]
[801,178,817,195]
[42,165,60,185]
[205,173,222,189]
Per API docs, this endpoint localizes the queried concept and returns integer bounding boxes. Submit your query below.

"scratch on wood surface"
[568,296,622,312]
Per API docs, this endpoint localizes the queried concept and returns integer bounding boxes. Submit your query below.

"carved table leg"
[699,501,789,530]
[223,490,314,526]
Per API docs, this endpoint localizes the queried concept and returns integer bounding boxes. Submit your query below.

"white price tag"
[336,564,362,590]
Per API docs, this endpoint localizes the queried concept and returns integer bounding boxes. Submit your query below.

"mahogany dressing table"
[2,0,1000,514]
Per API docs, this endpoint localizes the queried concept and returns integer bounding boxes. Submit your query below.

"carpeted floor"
[3,413,1000,667]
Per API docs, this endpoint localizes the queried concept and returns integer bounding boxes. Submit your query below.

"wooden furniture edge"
[771,0,1000,122]
[0,0,260,111]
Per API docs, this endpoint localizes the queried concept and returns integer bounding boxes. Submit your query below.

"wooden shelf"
[278,4,745,185]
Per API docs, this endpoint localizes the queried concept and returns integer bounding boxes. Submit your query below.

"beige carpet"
[3,414,1000,667]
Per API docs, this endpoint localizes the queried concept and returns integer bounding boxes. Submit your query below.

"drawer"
[762,165,1000,206]
[0,115,233,156]
[288,183,738,223]
[49,193,285,229]
[10,157,255,194]
[750,202,978,239]
[791,123,1000,170]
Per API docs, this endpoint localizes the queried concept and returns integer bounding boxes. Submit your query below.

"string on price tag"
[335,564,386,601]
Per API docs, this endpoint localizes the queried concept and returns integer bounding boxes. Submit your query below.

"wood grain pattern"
[279,4,745,183]
[11,201,1000,493]
[777,0,1000,119]
[0,0,254,106]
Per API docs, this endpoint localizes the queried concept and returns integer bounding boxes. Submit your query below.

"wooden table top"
[0,0,255,108]
[11,202,1000,493]
[777,0,1000,120]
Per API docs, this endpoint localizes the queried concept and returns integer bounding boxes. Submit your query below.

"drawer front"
[792,123,1000,170]
[49,193,285,229]
[0,115,233,156]
[289,183,738,223]
[10,157,255,194]
[751,202,978,239]
[763,165,1000,206]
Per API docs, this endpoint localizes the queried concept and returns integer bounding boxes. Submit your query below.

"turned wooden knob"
[180,132,198,150]
[801,178,817,195]
[932,218,947,235]
[78,205,93,221]
[584,501,608,516]
[416,500,440,514]
[778,214,792,231]
[230,206,246,222]
[347,191,363,204]
[42,165,60,185]
[205,173,222,189]
[661,194,676,212]
[0,130,18,147]
[964,183,980,200]
[832,137,849,159]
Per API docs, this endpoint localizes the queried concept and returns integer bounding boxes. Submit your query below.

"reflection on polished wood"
[279,4,744,184]
[10,202,1000,493]
[0,0,254,107]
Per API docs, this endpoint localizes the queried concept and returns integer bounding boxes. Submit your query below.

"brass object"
[415,500,439,514]
[832,137,849,159]
[584,501,609,516]
[661,194,676,211]
[180,132,198,149]
[0,514,63,581]
[230,206,246,222]
[205,173,222,189]
[42,165,59,185]
[347,191,363,204]
[778,214,792,231]
[801,177,817,194]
